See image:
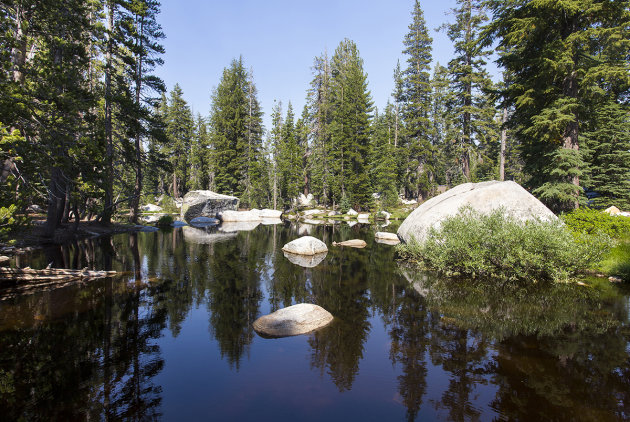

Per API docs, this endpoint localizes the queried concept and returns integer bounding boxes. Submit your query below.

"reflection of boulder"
[182,226,237,244]
[298,223,314,236]
[253,303,334,338]
[398,181,557,243]
[181,190,239,222]
[346,221,358,228]
[135,225,159,232]
[261,218,282,225]
[282,236,328,255]
[283,251,327,268]
[347,209,358,216]
[218,221,261,232]
[303,218,323,225]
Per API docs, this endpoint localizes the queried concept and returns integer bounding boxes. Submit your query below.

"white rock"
[282,236,328,256]
[283,251,327,268]
[347,209,358,216]
[604,206,621,215]
[142,204,162,212]
[397,181,558,243]
[302,209,323,216]
[171,220,188,227]
[298,193,315,206]
[401,198,418,205]
[375,232,400,245]
[258,208,282,218]
[218,210,262,222]
[328,210,339,216]
[357,213,370,221]
[333,239,367,248]
[376,211,391,220]
[347,221,358,227]
[303,218,324,225]
[253,303,334,337]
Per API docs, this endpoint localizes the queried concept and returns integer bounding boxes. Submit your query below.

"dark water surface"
[1,222,629,421]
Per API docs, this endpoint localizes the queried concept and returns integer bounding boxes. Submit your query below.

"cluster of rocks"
[604,206,630,217]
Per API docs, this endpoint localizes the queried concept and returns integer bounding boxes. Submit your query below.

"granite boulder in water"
[181,190,239,223]
[253,303,334,337]
[282,236,328,255]
[397,181,557,243]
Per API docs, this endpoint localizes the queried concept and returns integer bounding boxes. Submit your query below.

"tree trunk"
[44,167,67,237]
[563,70,580,210]
[499,107,507,181]
[129,16,144,224]
[11,3,28,85]
[103,1,115,224]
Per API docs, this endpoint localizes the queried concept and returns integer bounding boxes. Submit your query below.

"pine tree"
[307,52,333,205]
[483,0,630,212]
[443,0,497,182]
[278,102,302,208]
[429,63,457,186]
[329,39,373,209]
[164,84,193,198]
[269,101,283,209]
[401,0,434,200]
[189,114,210,190]
[582,101,630,209]
[122,0,165,223]
[241,68,265,208]
[370,105,398,208]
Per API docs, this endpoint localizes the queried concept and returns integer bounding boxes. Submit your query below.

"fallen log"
[332,239,367,248]
[0,266,117,287]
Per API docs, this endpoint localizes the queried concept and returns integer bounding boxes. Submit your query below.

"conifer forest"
[1,0,629,235]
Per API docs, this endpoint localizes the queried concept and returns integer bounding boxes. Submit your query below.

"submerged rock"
[282,236,328,255]
[283,251,327,268]
[253,303,334,338]
[171,220,188,227]
[332,239,367,248]
[375,232,400,245]
[181,190,239,223]
[398,181,557,243]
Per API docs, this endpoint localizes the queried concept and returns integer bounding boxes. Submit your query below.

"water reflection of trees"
[0,279,168,419]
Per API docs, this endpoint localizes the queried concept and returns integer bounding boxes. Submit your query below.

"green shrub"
[339,195,351,214]
[562,207,630,238]
[157,195,179,214]
[156,215,174,227]
[398,207,610,283]
[0,205,29,241]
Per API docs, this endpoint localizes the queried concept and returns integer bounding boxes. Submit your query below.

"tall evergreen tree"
[443,0,497,182]
[277,102,302,208]
[329,38,373,209]
[307,51,333,205]
[401,0,434,200]
[164,84,193,198]
[483,0,630,212]
[189,114,210,191]
[370,105,399,208]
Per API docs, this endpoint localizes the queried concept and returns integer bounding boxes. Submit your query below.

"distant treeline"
[1,0,629,237]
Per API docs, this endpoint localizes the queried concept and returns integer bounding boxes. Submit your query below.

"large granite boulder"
[253,303,334,338]
[258,209,282,218]
[282,236,328,255]
[398,181,557,243]
[181,190,239,223]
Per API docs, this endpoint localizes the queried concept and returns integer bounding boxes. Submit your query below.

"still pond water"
[1,222,629,421]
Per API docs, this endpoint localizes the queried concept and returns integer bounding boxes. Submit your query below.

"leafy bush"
[0,205,29,241]
[156,215,174,227]
[562,207,630,238]
[157,195,179,213]
[398,207,609,283]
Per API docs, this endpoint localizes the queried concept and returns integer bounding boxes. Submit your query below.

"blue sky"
[155,0,483,130]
